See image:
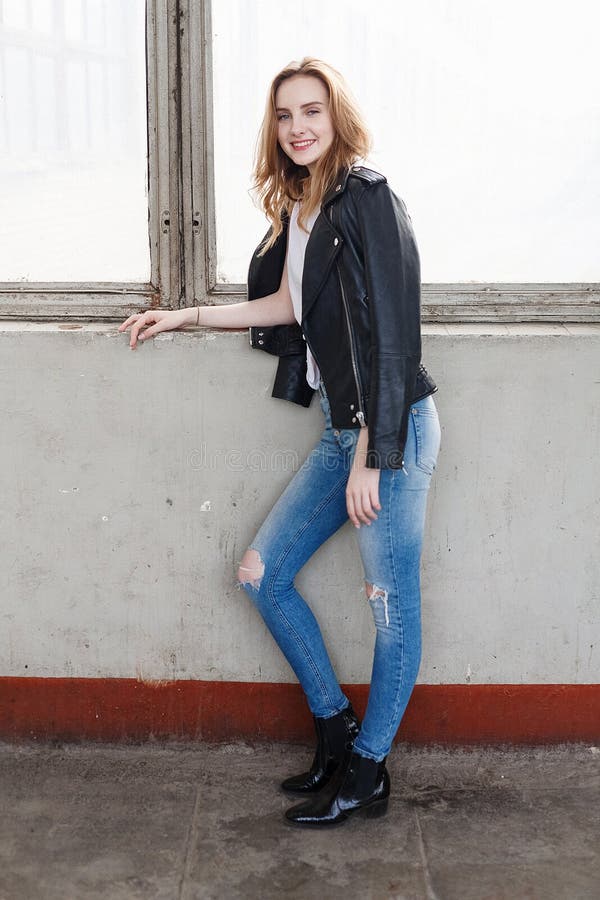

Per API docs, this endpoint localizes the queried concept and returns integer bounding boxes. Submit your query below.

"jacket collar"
[279,165,350,222]
[261,166,351,320]
[321,165,352,208]
[300,168,351,320]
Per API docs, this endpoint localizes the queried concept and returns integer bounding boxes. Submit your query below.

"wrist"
[187,305,201,327]
[351,447,368,470]
[356,428,369,448]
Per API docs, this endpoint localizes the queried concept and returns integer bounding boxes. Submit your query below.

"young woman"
[119,57,441,828]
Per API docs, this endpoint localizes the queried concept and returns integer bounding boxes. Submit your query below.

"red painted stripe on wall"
[1,678,598,744]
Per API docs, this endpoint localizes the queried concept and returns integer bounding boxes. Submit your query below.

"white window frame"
[187,1,599,324]
[0,0,179,319]
[1,0,598,323]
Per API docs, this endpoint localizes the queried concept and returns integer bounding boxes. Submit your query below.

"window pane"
[212,0,600,284]
[0,0,149,283]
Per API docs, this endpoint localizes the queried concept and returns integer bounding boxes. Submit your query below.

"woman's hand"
[118,308,194,349]
[346,430,381,528]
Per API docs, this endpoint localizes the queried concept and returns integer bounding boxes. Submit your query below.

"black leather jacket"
[247,164,437,469]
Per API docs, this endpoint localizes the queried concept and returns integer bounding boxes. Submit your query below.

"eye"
[277,113,289,121]
[307,109,320,115]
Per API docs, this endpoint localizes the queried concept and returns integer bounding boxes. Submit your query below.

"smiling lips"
[291,140,316,151]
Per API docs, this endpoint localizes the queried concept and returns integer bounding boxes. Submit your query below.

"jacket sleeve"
[247,216,316,408]
[355,180,422,469]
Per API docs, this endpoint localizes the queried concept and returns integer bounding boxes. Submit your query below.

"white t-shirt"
[287,200,321,389]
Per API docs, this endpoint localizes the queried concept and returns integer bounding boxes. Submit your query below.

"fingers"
[136,321,163,341]
[129,314,149,348]
[346,468,381,528]
[118,310,177,348]
[370,483,382,515]
[118,312,157,349]
[117,313,143,332]
[359,490,379,525]
[346,491,360,528]
[346,487,379,528]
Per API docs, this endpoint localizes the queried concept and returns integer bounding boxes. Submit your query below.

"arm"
[345,424,382,528]
[119,255,295,347]
[195,253,295,328]
[356,181,422,469]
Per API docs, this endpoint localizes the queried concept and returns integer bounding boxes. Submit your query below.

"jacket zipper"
[335,261,367,427]
[327,204,367,427]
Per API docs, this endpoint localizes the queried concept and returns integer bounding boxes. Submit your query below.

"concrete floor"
[0,741,598,900]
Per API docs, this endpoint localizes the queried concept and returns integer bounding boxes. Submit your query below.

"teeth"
[293,140,315,148]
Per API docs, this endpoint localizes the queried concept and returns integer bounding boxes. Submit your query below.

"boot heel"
[363,797,389,819]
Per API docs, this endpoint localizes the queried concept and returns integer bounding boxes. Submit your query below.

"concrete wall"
[1,321,599,685]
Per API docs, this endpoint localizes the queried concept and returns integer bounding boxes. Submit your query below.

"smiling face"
[275,74,335,176]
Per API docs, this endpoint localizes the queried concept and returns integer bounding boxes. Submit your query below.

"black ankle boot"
[284,749,390,826]
[281,703,361,794]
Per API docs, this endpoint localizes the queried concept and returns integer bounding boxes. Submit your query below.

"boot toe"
[284,800,347,828]
[280,773,314,793]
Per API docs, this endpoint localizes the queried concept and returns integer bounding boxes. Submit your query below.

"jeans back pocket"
[410,399,441,475]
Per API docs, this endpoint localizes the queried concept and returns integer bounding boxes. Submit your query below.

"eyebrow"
[275,101,325,112]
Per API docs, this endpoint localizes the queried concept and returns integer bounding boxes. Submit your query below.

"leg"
[236,402,355,718]
[285,395,441,827]
[353,395,441,760]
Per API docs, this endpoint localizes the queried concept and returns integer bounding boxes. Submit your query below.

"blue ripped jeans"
[237,380,441,761]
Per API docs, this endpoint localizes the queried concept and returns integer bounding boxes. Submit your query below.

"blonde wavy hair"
[250,57,372,256]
